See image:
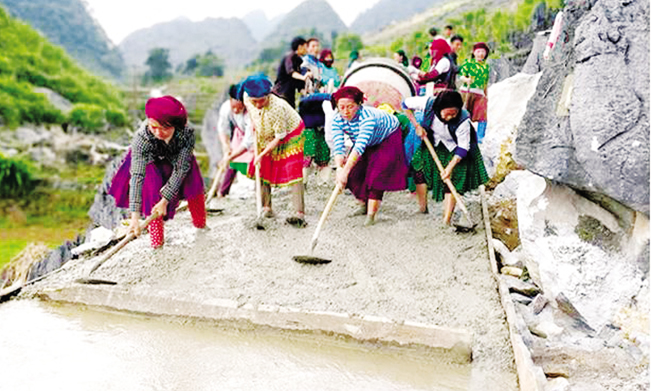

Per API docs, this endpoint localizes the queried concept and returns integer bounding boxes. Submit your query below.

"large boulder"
[201,99,225,177]
[515,0,650,214]
[516,170,649,333]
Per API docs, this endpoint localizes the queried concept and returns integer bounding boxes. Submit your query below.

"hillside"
[261,0,347,47]
[350,0,440,34]
[0,6,126,130]
[242,10,285,42]
[118,17,257,70]
[0,0,125,80]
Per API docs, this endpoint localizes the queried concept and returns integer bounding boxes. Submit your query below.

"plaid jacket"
[129,120,195,213]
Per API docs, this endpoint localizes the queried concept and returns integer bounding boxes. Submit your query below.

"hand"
[415,124,427,139]
[305,71,313,80]
[253,154,262,167]
[460,76,472,84]
[441,166,453,181]
[219,156,230,169]
[151,198,169,219]
[336,166,349,188]
[128,213,141,237]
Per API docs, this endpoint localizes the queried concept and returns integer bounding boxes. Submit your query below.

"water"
[0,300,470,391]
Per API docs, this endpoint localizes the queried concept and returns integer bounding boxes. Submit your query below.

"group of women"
[107,54,489,248]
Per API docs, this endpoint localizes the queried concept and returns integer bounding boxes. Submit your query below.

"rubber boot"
[188,194,207,228]
[149,217,165,248]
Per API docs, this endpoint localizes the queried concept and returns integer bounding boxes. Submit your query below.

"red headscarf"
[429,38,451,62]
[331,86,364,108]
[145,95,187,129]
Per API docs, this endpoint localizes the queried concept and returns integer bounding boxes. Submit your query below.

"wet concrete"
[23,174,518,390]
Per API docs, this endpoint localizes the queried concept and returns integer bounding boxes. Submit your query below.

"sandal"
[286,216,308,228]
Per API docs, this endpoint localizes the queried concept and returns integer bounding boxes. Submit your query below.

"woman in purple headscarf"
[108,95,206,248]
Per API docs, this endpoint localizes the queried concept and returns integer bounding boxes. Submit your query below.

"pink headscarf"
[145,96,187,129]
[429,38,451,62]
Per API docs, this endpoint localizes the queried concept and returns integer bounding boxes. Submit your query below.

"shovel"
[421,137,476,230]
[292,183,342,265]
[75,211,161,285]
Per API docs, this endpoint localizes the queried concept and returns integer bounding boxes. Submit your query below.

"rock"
[483,72,541,178]
[531,294,548,315]
[488,57,516,85]
[492,238,521,266]
[33,87,73,114]
[515,0,650,214]
[556,292,595,334]
[502,266,524,278]
[492,170,529,200]
[545,377,570,391]
[201,98,225,177]
[88,155,130,229]
[531,321,564,339]
[522,31,550,74]
[28,146,58,166]
[502,274,541,297]
[512,292,533,305]
[71,226,116,256]
[27,237,83,280]
[15,126,51,146]
[516,169,648,332]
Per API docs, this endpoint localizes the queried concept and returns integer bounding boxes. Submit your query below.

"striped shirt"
[129,120,195,213]
[331,106,399,156]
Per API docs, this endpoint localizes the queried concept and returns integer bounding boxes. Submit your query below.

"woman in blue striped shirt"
[331,86,409,225]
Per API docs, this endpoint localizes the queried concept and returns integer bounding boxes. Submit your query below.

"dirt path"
[27,172,517,390]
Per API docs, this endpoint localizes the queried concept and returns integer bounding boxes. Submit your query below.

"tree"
[196,51,224,77]
[144,48,172,84]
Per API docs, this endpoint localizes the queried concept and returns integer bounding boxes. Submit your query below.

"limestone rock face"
[516,170,649,333]
[515,0,650,214]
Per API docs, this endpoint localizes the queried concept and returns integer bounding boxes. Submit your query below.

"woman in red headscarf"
[108,95,206,248]
[417,39,456,96]
[331,86,408,225]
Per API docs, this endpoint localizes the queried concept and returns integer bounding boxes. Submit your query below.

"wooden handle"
[87,212,160,275]
[253,133,263,218]
[310,183,343,250]
[421,137,473,226]
[205,165,226,206]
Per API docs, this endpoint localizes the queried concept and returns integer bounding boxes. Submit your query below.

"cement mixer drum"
[342,58,417,110]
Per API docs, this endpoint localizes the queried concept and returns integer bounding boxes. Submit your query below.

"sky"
[83,0,381,44]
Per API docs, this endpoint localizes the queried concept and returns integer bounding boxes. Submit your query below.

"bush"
[0,155,36,198]
[105,106,128,127]
[68,103,106,132]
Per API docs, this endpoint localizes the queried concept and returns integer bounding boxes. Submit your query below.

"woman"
[216,83,253,196]
[331,86,408,226]
[459,42,490,143]
[318,49,340,93]
[108,96,206,248]
[402,90,488,225]
[226,74,307,227]
[417,39,455,96]
[299,92,332,185]
[393,50,409,67]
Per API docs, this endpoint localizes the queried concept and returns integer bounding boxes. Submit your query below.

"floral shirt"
[458,58,490,90]
[244,94,302,148]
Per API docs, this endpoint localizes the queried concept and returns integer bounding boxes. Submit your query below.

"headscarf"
[319,49,334,67]
[145,95,187,129]
[429,38,451,63]
[411,55,422,69]
[472,42,490,58]
[241,73,273,98]
[395,50,408,67]
[331,86,364,109]
[432,90,464,123]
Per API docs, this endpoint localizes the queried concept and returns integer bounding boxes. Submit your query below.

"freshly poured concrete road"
[27,177,517,390]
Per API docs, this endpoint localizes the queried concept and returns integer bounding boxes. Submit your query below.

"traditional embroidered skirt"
[465,92,488,122]
[411,142,489,202]
[303,127,330,167]
[229,127,253,176]
[247,122,305,187]
[108,150,204,220]
[347,129,408,202]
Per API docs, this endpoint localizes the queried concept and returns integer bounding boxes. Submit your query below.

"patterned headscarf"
[319,49,334,67]
[241,74,273,98]
[433,90,464,123]
[145,95,187,129]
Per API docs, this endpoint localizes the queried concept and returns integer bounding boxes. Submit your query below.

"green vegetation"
[0,155,35,198]
[181,51,225,78]
[144,48,173,84]
[0,6,127,131]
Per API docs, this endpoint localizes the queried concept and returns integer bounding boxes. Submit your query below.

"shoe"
[363,215,376,226]
[286,216,308,228]
[419,207,429,214]
[262,209,275,218]
[349,204,367,217]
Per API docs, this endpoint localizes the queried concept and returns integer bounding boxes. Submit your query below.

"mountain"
[118,17,257,70]
[350,0,440,34]
[0,0,125,79]
[242,10,285,42]
[262,0,347,47]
